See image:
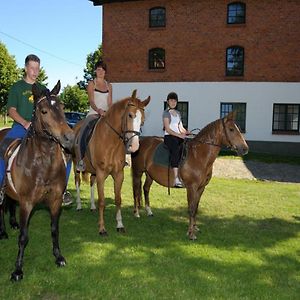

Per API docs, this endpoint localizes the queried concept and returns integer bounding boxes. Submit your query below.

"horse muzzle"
[60,131,75,152]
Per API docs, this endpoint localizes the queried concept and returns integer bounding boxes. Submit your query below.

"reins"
[104,101,142,146]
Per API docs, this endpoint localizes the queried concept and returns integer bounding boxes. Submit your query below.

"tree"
[0,42,20,116]
[60,85,88,112]
[21,67,48,86]
[78,44,103,89]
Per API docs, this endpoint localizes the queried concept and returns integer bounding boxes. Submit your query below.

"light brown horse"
[73,90,150,235]
[0,81,74,281]
[131,112,249,240]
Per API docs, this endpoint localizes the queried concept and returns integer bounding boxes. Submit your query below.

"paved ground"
[213,158,300,184]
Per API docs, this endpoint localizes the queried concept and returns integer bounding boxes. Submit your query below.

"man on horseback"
[163,92,189,188]
[0,54,72,205]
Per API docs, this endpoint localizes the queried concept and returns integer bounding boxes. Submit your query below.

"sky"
[0,0,102,89]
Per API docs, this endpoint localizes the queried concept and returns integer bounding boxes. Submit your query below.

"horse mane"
[192,118,221,143]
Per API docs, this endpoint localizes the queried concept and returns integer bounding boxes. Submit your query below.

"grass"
[0,168,299,299]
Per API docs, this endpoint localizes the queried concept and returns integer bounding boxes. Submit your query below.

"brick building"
[90,0,300,156]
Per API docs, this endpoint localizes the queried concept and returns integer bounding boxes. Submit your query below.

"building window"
[164,101,189,129]
[220,102,246,132]
[149,48,165,70]
[226,46,244,76]
[273,104,300,132]
[227,2,246,24]
[149,7,166,28]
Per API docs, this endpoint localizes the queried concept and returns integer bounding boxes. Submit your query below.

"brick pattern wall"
[102,0,300,82]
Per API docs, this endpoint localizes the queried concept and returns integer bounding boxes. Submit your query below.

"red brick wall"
[102,0,300,82]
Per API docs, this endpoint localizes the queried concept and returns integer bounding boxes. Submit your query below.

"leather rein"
[103,102,143,145]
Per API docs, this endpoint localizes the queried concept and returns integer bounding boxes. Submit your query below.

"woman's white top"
[87,80,109,116]
[163,109,182,135]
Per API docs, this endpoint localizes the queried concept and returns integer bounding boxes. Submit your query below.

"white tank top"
[87,80,109,116]
[164,111,181,135]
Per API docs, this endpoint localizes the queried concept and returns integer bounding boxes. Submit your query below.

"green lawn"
[0,168,299,299]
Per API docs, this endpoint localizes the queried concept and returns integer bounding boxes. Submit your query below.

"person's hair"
[94,60,107,72]
[167,92,178,101]
[25,54,40,66]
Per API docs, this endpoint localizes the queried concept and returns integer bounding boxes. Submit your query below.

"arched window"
[149,7,166,28]
[149,48,165,70]
[227,2,246,24]
[226,46,244,76]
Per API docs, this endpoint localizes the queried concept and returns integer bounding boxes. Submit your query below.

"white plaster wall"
[112,82,300,143]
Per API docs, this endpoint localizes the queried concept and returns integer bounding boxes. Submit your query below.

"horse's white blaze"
[129,110,142,153]
[116,209,124,228]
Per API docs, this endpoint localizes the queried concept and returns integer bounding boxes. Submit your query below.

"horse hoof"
[147,214,154,217]
[117,227,126,233]
[76,208,82,211]
[0,231,8,239]
[99,230,108,236]
[90,208,96,212]
[11,270,23,282]
[189,234,197,241]
[10,222,20,230]
[56,256,66,267]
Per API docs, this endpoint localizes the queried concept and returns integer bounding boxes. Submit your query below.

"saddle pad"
[153,142,170,167]
[77,117,99,158]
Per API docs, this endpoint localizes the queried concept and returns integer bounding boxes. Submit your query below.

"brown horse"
[0,81,75,281]
[131,112,249,240]
[73,90,150,235]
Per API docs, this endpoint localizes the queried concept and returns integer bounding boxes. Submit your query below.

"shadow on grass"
[1,198,299,299]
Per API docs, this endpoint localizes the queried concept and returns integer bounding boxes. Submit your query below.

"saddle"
[75,117,99,160]
[152,141,189,168]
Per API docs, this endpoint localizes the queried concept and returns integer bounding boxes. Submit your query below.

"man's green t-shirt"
[7,79,45,125]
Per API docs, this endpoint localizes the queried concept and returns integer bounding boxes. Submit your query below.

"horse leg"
[49,202,66,267]
[11,202,33,281]
[0,199,8,239]
[132,170,143,218]
[96,172,107,236]
[112,171,125,233]
[75,170,82,211]
[143,174,154,217]
[186,186,205,240]
[7,197,19,230]
[90,174,96,211]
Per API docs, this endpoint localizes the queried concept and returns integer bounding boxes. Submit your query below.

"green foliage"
[0,42,20,113]
[78,44,103,89]
[60,84,88,112]
[20,67,49,86]
[0,168,299,299]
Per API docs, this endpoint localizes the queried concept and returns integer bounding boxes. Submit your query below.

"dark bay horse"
[73,90,150,235]
[0,81,74,281]
[131,112,249,240]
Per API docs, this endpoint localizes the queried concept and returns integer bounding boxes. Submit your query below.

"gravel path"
[213,158,300,183]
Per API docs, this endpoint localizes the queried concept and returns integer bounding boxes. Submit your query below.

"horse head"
[32,80,75,151]
[122,90,151,153]
[222,111,249,156]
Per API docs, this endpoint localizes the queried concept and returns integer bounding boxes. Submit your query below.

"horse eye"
[128,112,134,119]
[41,109,48,115]
[229,128,234,132]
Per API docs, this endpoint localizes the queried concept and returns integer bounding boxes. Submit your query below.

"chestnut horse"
[0,81,74,281]
[73,90,150,235]
[131,112,249,240]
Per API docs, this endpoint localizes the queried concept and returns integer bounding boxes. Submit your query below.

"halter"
[104,102,142,146]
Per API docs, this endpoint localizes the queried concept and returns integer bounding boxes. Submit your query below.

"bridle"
[27,91,62,144]
[189,118,233,149]
[104,102,143,146]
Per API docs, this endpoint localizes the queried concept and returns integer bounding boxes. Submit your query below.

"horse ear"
[50,80,61,96]
[131,89,137,99]
[141,96,151,108]
[32,83,42,101]
[224,110,237,122]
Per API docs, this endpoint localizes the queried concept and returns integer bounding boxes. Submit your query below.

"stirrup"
[76,160,86,172]
[174,178,184,188]
[0,189,5,205]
